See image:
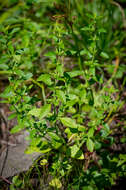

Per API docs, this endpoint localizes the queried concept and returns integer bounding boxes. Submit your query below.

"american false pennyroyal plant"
[0,11,123,190]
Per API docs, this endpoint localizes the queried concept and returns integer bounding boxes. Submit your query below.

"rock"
[0,130,42,178]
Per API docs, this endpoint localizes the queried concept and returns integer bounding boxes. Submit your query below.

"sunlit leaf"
[10,124,25,134]
[67,70,84,78]
[28,107,41,117]
[28,104,51,119]
[70,145,84,159]
[40,159,48,166]
[100,52,109,59]
[48,132,60,141]
[87,128,94,138]
[60,117,77,128]
[49,178,62,189]
[40,104,51,119]
[37,74,53,86]
[86,138,94,152]
[56,90,66,104]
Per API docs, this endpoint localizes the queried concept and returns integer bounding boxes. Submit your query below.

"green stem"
[30,78,46,104]
[41,83,46,104]
[0,70,12,75]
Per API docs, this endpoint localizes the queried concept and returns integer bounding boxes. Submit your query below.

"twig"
[113,56,120,77]
[111,0,126,28]
[0,176,12,185]
[1,140,16,147]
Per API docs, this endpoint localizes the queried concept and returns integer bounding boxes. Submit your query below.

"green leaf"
[13,55,21,63]
[65,128,72,138]
[28,104,51,119]
[119,154,126,160]
[10,27,20,35]
[94,141,102,150]
[8,113,17,120]
[37,74,53,86]
[48,132,63,149]
[51,139,62,149]
[40,159,48,166]
[0,86,13,98]
[80,49,87,56]
[87,128,94,138]
[56,64,64,76]
[25,140,51,154]
[98,28,106,33]
[14,69,24,76]
[101,124,110,138]
[67,107,76,114]
[66,94,79,107]
[78,125,86,132]
[86,138,94,152]
[82,105,92,112]
[70,145,84,159]
[60,117,77,128]
[45,51,56,60]
[48,132,61,141]
[0,63,9,70]
[56,90,66,104]
[12,176,22,187]
[49,178,62,189]
[82,186,93,190]
[28,107,41,117]
[40,104,51,119]
[86,13,94,19]
[117,154,126,166]
[25,146,51,154]
[81,27,90,31]
[67,70,83,78]
[100,52,109,59]
[24,72,33,80]
[8,42,14,54]
[10,124,25,134]
[70,50,77,55]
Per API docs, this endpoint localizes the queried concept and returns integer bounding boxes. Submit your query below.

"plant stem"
[30,78,46,104]
[0,71,12,75]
